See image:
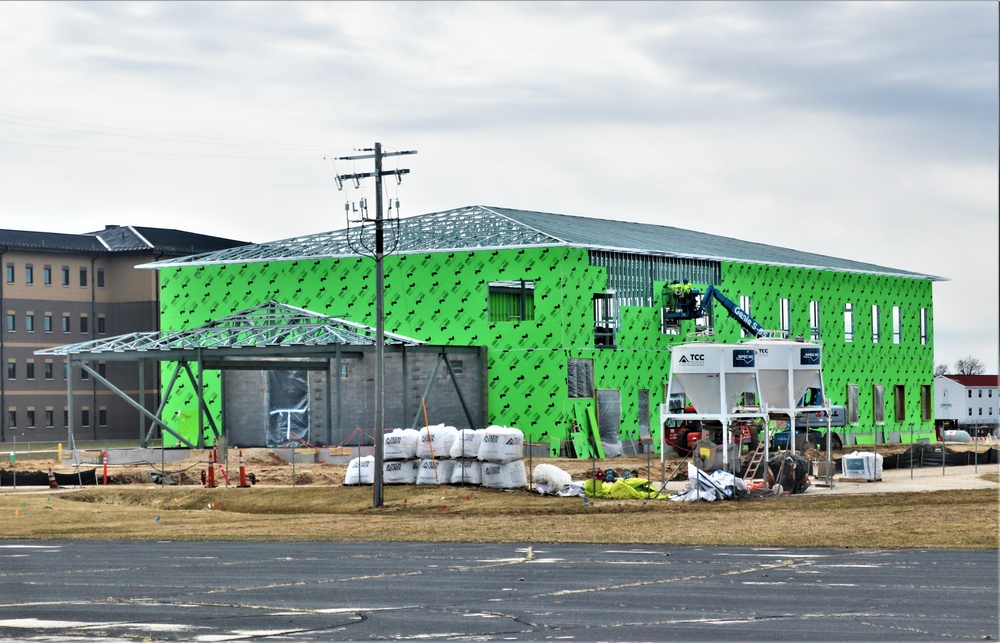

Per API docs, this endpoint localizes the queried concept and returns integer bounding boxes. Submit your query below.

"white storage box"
[344,455,375,485]
[481,460,527,489]
[416,459,456,485]
[841,451,883,480]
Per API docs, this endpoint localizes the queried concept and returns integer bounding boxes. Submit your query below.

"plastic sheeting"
[267,370,309,448]
[670,463,749,501]
[596,389,623,458]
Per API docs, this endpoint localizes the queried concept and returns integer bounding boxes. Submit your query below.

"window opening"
[594,292,617,347]
[488,280,535,322]
[567,359,594,399]
[844,302,854,343]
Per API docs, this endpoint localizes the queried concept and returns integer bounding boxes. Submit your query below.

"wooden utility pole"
[336,143,416,508]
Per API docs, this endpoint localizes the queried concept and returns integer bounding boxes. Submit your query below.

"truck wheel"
[675,428,698,457]
[829,433,843,450]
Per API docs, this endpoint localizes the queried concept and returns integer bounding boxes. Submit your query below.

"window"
[488,280,535,322]
[739,296,753,338]
[61,266,70,286]
[846,384,860,424]
[26,409,35,428]
[80,316,88,334]
[967,389,972,398]
[81,409,90,427]
[594,293,617,347]
[5,263,13,284]
[79,268,87,288]
[919,308,928,345]
[63,409,68,426]
[6,361,14,380]
[97,316,106,334]
[44,314,52,333]
[809,300,821,340]
[96,269,105,288]
[25,313,34,333]
[873,384,885,424]
[448,360,463,374]
[97,362,106,378]
[62,315,70,333]
[871,305,881,343]
[7,410,14,429]
[921,385,931,421]
[43,265,52,285]
[779,298,791,335]
[44,362,53,380]
[894,384,905,422]
[5,313,13,332]
[567,359,594,399]
[892,306,901,344]
[26,362,34,380]
[81,364,89,380]
[45,409,54,428]
[98,408,107,427]
[844,302,854,343]
[25,264,33,284]
[979,389,982,398]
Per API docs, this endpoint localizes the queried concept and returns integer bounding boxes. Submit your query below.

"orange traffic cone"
[47,468,58,490]
[206,450,217,488]
[237,450,250,488]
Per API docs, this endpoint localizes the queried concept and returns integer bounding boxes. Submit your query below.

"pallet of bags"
[383,428,420,460]
[477,426,524,463]
[416,424,459,460]
[415,458,456,485]
[481,460,527,489]
[383,459,419,484]
[344,455,375,485]
[450,428,483,459]
[450,459,483,485]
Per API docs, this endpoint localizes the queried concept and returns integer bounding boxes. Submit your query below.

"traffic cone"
[47,468,58,490]
[102,450,108,486]
[206,450,217,488]
[237,450,250,488]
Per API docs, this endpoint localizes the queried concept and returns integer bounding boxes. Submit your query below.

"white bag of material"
[344,455,375,486]
[477,426,524,463]
[450,459,483,485]
[383,459,419,484]
[481,460,527,489]
[841,451,883,480]
[416,424,459,459]
[533,463,572,495]
[416,459,456,485]
[450,429,483,459]
[384,428,420,460]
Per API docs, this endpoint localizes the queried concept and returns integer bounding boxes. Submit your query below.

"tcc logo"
[679,354,705,364]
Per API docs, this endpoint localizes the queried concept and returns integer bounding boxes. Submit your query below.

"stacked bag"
[345,424,526,489]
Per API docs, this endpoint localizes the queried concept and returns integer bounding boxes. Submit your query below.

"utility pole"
[335,142,416,508]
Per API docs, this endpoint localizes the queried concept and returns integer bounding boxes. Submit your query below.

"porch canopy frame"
[35,301,484,449]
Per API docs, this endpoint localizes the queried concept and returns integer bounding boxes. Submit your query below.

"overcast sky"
[1,1,997,372]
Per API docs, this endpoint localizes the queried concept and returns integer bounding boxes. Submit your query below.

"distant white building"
[935,375,1000,432]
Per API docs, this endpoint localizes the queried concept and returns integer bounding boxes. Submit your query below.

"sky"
[1,1,997,372]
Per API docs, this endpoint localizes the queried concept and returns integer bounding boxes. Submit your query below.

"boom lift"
[663,283,771,338]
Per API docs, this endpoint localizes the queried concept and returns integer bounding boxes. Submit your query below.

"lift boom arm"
[664,285,771,337]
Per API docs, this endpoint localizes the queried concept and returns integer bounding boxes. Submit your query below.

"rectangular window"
[892,306,901,344]
[98,408,107,427]
[45,409,54,428]
[61,315,70,333]
[25,264,33,284]
[488,280,535,322]
[7,410,14,429]
[5,313,13,332]
[894,384,905,422]
[739,296,752,338]
[921,385,931,421]
[779,298,791,335]
[919,308,928,345]
[26,361,34,380]
[6,361,14,380]
[873,384,885,425]
[97,315,106,334]
[63,409,68,426]
[44,314,52,333]
[81,363,89,380]
[846,384,860,425]
[79,268,87,288]
[81,408,90,427]
[44,362,53,380]
[26,409,35,428]
[594,293,617,347]
[843,302,854,343]
[80,316,88,334]
[871,305,881,343]
[96,269,105,288]
[638,389,651,440]
[448,360,463,374]
[61,266,70,286]
[567,358,594,399]
[43,265,52,285]
[5,263,13,284]
[809,300,821,340]
[97,362,107,378]
[25,313,34,333]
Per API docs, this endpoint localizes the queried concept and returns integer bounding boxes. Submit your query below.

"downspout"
[0,246,6,442]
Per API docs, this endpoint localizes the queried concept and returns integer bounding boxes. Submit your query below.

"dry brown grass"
[2,484,997,549]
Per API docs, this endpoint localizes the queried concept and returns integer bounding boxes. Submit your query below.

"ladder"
[743,440,767,483]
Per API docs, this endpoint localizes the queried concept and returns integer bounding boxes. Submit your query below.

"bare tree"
[934,363,949,377]
[954,356,986,375]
